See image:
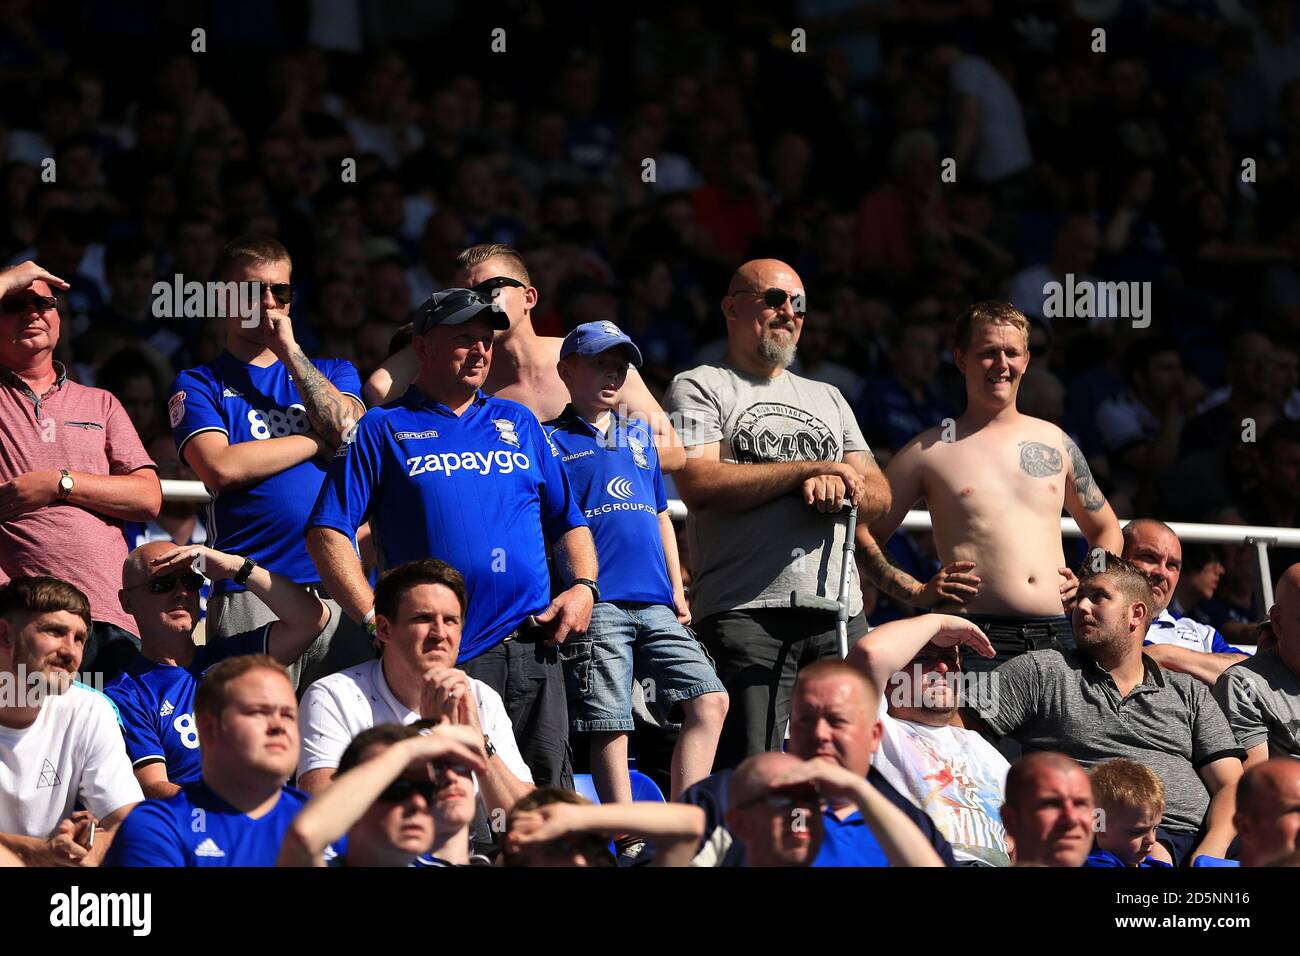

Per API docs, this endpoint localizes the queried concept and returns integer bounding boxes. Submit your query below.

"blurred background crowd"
[4,0,1300,636]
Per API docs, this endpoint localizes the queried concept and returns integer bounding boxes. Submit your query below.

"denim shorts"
[559,602,726,732]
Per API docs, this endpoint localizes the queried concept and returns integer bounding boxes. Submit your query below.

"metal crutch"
[790,498,859,658]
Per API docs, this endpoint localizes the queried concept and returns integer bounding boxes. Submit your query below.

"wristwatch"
[572,578,600,603]
[483,735,497,760]
[232,556,257,585]
[56,469,74,499]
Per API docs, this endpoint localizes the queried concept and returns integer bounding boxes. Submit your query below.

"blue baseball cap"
[559,321,643,367]
[414,288,510,336]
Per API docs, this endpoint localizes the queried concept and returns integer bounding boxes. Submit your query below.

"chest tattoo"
[1018,441,1063,477]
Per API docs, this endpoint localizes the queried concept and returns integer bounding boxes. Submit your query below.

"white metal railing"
[163,480,1287,608]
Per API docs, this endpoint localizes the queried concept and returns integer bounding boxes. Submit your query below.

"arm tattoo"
[858,533,924,605]
[1018,441,1063,477]
[1064,435,1106,512]
[288,346,359,445]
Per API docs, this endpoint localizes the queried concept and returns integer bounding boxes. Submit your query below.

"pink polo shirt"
[0,363,155,635]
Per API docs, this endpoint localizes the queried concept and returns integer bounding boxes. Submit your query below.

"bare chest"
[486,365,567,421]
[923,435,1067,517]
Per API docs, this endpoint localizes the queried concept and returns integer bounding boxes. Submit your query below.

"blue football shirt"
[543,406,672,605]
[307,387,586,661]
[169,351,364,593]
[105,780,316,867]
[104,627,269,785]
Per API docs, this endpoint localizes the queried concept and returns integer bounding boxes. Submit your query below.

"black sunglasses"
[128,571,205,595]
[472,276,525,296]
[377,777,439,804]
[1,294,58,314]
[264,283,294,306]
[737,287,806,316]
[736,787,823,812]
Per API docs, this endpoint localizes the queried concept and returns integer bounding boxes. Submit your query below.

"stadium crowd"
[1,0,1300,868]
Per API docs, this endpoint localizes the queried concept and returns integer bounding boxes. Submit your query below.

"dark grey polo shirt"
[1213,649,1300,759]
[978,649,1244,834]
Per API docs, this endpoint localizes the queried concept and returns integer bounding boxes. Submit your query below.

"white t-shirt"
[0,684,143,838]
[872,704,1011,866]
[297,659,533,784]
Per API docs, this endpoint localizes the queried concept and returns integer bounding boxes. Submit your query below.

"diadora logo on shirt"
[194,838,225,858]
[394,429,440,442]
[407,449,532,478]
[607,476,635,500]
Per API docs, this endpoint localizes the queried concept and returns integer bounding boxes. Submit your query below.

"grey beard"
[757,333,797,369]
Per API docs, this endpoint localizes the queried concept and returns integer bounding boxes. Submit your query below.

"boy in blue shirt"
[544,321,728,806]
[1085,758,1174,868]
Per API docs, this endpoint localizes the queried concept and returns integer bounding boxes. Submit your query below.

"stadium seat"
[572,771,667,804]
[1191,856,1240,867]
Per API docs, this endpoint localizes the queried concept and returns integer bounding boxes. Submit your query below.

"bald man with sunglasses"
[106,541,330,799]
[665,258,891,767]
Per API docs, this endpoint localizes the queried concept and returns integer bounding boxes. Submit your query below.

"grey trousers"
[207,585,376,693]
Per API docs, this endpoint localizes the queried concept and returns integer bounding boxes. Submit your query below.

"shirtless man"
[861,301,1122,672]
[365,243,685,472]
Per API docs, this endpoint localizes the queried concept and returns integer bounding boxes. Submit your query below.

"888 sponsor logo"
[247,404,311,440]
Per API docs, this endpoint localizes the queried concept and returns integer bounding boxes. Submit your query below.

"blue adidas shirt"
[104,627,270,785]
[307,386,586,661]
[543,406,672,605]
[812,806,890,867]
[169,351,364,594]
[106,780,316,867]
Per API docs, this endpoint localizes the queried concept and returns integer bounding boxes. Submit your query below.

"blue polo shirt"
[543,406,672,605]
[170,351,364,594]
[104,627,270,785]
[307,386,586,661]
[812,806,891,867]
[106,780,317,867]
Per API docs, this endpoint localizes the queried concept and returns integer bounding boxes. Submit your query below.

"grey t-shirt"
[1213,649,1300,758]
[979,649,1244,834]
[664,363,869,622]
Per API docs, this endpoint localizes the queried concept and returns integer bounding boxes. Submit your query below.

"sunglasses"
[264,284,294,306]
[377,777,441,804]
[736,287,806,317]
[471,276,525,296]
[737,788,823,812]
[128,571,206,595]
[1,294,58,314]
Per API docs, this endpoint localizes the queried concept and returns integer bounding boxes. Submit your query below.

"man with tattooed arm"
[169,236,374,691]
[860,302,1122,672]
